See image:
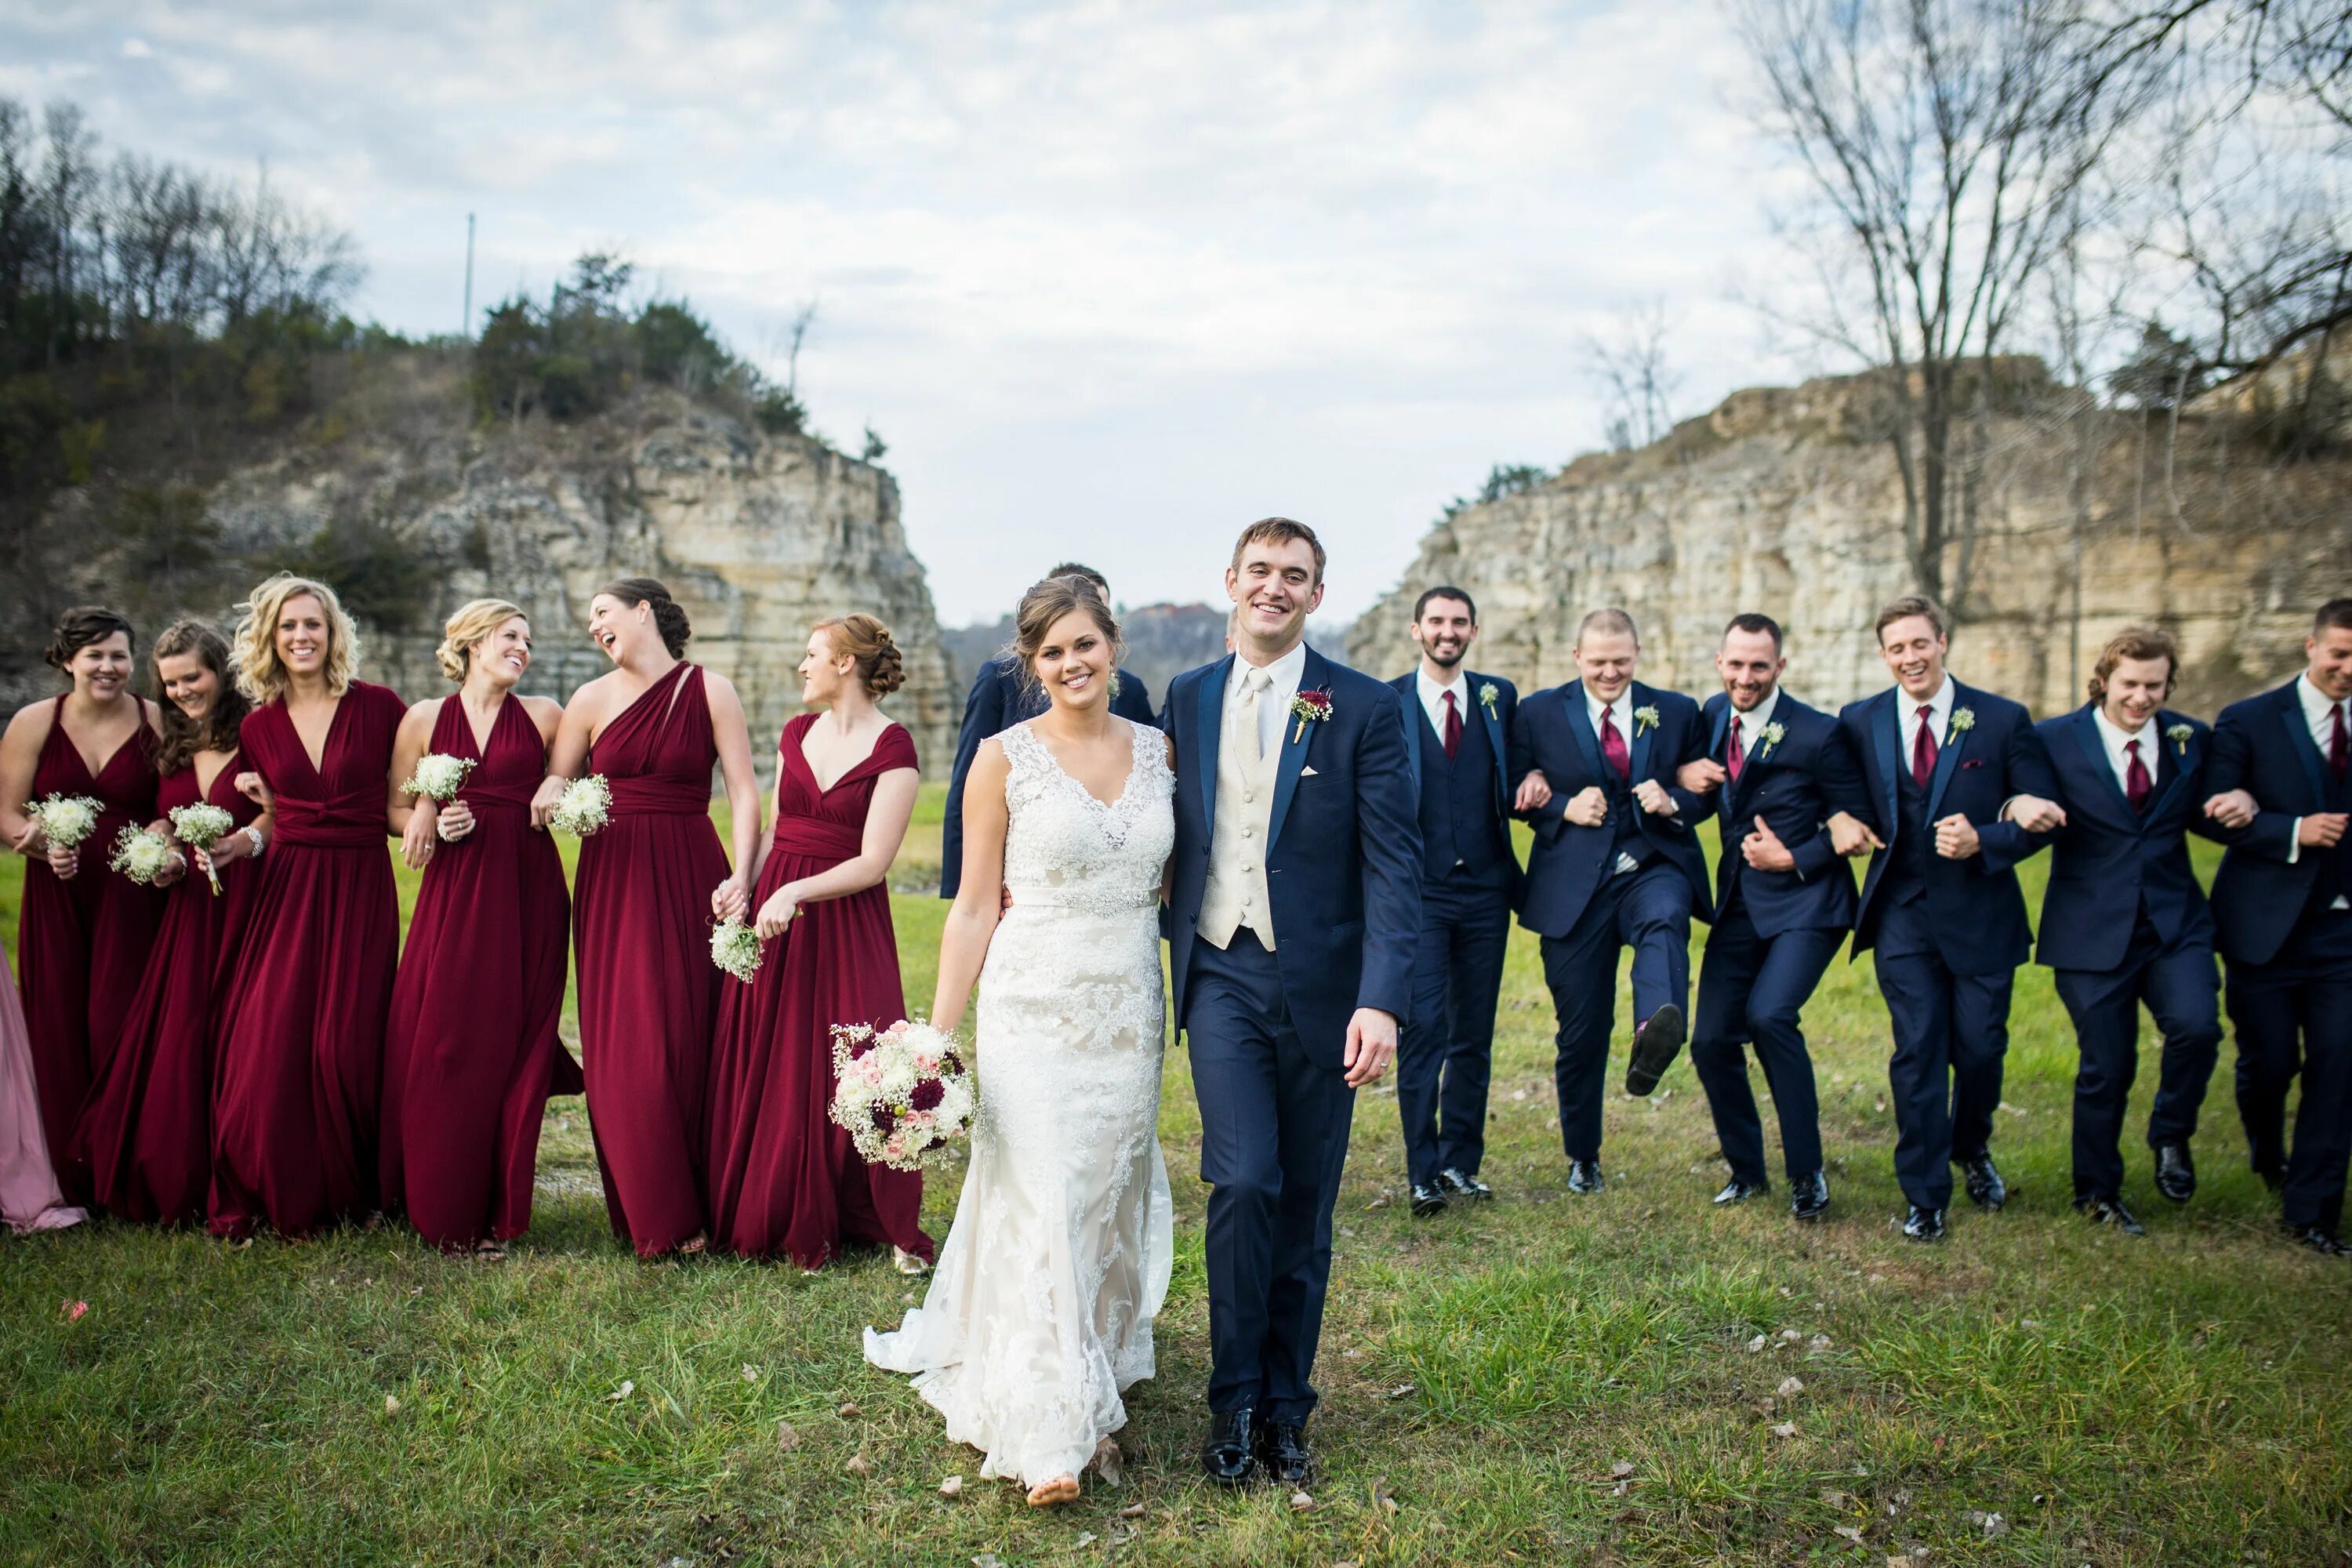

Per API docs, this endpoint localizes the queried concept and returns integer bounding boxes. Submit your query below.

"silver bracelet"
[241,825,267,858]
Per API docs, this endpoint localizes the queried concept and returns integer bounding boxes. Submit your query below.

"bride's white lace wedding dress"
[864,717,1175,1486]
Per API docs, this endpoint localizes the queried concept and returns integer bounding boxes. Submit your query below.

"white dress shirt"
[1228,640,1309,759]
[1416,666,1469,745]
[2089,704,2158,797]
[1725,687,1781,771]
[1897,677,1956,765]
[1583,684,1644,874]
[2287,673,2350,903]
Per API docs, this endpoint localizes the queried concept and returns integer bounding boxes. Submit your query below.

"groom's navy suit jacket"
[1162,646,1424,1056]
[2034,703,2220,972]
[1507,679,1711,940]
[1697,691,1866,935]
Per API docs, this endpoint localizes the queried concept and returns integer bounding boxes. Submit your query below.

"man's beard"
[1423,641,1465,670]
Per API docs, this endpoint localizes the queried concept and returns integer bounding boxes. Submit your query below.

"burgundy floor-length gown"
[381,695,582,1250]
[15,696,163,1205]
[209,681,405,1238]
[573,662,731,1257]
[706,716,933,1268]
[71,760,260,1225]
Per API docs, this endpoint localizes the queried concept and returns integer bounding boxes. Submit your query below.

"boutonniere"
[1632,704,1661,735]
[1758,720,1786,757]
[1289,688,1334,744]
[1948,706,1976,736]
[2165,721,2192,757]
[1478,681,1501,719]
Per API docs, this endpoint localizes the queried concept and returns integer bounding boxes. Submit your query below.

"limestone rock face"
[1347,370,2350,720]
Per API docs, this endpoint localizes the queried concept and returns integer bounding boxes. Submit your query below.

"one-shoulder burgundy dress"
[572,662,730,1257]
[71,757,260,1224]
[14,695,163,1204]
[208,681,405,1238]
[381,695,582,1250]
[705,716,933,1267]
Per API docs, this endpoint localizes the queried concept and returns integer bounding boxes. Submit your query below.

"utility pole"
[462,212,476,341]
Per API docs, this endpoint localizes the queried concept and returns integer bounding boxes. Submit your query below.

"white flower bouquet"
[168,801,238,896]
[29,793,101,853]
[710,917,763,983]
[827,1019,975,1172]
[401,753,475,802]
[550,775,612,837]
[107,825,177,885]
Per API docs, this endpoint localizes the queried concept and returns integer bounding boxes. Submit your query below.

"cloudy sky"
[5,1,1806,627]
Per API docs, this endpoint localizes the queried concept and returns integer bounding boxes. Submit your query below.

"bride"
[863,575,1175,1506]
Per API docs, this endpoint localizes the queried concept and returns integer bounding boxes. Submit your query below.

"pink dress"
[0,933,86,1232]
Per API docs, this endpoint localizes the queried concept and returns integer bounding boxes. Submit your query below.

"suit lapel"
[1564,681,1606,782]
[2280,684,2330,807]
[1627,682,1654,785]
[1472,671,1508,818]
[2143,711,2194,825]
[1268,647,1327,849]
[1872,691,1901,825]
[1923,684,1971,821]
[1194,654,1235,831]
[2070,706,2133,822]
[1726,707,1770,817]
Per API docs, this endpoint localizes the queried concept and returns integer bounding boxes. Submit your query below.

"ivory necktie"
[2125,737,2151,812]
[1600,705,1631,782]
[1911,704,1937,789]
[1242,666,1272,760]
[1726,714,1745,785]
[1442,689,1462,760]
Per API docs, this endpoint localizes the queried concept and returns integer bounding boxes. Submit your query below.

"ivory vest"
[1197,671,1280,952]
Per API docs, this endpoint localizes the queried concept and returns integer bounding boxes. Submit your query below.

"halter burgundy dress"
[572,662,730,1256]
[208,680,405,1238]
[14,695,163,1205]
[381,695,582,1249]
[705,716,933,1267]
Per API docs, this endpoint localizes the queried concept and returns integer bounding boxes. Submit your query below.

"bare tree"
[1733,0,2141,613]
[1583,298,1684,452]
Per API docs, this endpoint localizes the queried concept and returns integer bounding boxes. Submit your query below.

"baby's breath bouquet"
[167,801,237,896]
[400,753,475,802]
[107,825,176,886]
[710,917,763,984]
[550,775,612,837]
[29,793,101,855]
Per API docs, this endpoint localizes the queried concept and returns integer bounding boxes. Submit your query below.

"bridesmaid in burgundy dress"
[532,577,760,1258]
[72,620,265,1225]
[382,600,581,1257]
[706,615,935,1271]
[0,605,165,1206]
[208,575,406,1240]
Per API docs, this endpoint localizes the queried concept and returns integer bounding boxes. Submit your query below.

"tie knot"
[1442,688,1457,710]
[2126,737,2140,754]
[1730,714,1743,732]
[1602,705,1614,721]
[1918,704,1934,721]
[1243,666,1272,694]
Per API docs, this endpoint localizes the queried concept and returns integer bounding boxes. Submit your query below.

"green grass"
[3,791,2347,1564]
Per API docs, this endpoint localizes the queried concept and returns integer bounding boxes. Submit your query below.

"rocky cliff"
[1346,367,2352,718]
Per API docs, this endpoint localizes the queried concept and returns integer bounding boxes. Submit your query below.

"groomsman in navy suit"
[1387,586,1523,1218]
[1508,608,1711,1193]
[1676,615,1871,1221]
[1838,595,2063,1241]
[2205,598,2352,1256]
[940,563,1156,898]
[2034,627,2229,1236]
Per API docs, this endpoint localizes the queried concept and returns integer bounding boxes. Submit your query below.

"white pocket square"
[1301,765,1319,777]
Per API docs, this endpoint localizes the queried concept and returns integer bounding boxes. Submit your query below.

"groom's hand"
[1343,1008,1399,1087]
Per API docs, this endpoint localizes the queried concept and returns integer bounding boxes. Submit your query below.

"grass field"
[3,786,2347,1565]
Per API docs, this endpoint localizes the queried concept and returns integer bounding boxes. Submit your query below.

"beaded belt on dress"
[1004,885,1159,914]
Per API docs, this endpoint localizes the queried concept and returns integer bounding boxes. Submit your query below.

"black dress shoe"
[2287,1225,2350,1258]
[1624,1004,1686,1096]
[1960,1152,2006,1210]
[1254,1418,1313,1486]
[1788,1171,1829,1222]
[2153,1142,2195,1204]
[1408,1182,1448,1218]
[1566,1158,1605,1195]
[2074,1194,2146,1236]
[2258,1165,2287,1193]
[1712,1178,1769,1207]
[1200,1408,1258,1486]
[1438,1167,1493,1202]
[1903,1204,1946,1241]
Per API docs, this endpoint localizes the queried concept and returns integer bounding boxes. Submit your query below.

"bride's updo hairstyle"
[814,613,906,697]
[597,575,691,658]
[1010,574,1124,698]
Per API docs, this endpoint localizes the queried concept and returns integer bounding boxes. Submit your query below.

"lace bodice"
[998,720,1174,916]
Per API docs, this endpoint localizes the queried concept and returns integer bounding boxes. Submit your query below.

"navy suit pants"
[2052,916,2221,1201]
[1397,876,1511,1186]
[2225,907,2352,1233]
[1185,934,1356,1423]
[1538,859,1693,1163]
[1871,897,2015,1211]
[1690,901,1838,1185]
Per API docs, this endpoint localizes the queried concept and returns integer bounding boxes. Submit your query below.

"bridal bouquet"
[550,775,612,837]
[29,793,101,855]
[828,1019,975,1172]
[710,917,763,983]
[401,752,475,802]
[167,801,237,895]
[107,825,177,885]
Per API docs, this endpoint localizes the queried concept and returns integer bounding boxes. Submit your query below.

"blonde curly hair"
[231,573,360,702]
[437,598,528,683]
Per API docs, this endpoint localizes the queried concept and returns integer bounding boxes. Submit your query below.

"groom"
[1163,517,1423,1488]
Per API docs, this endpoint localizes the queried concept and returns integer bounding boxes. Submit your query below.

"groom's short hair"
[1232,517,1326,584]
[1576,607,1639,647]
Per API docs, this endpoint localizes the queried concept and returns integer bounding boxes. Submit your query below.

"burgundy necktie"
[1911,704,1937,789]
[2125,737,2151,812]
[1726,714,1745,784]
[1600,705,1631,782]
[2333,702,2349,782]
[1442,688,1462,760]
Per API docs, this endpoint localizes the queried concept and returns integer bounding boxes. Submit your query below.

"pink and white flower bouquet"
[826,1019,975,1172]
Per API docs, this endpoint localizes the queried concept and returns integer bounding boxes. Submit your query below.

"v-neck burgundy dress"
[208,680,405,1238]
[381,695,582,1250]
[14,695,164,1205]
[572,662,730,1257]
[71,756,260,1225]
[704,715,932,1267]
